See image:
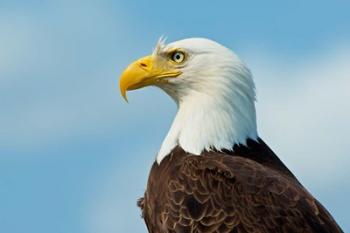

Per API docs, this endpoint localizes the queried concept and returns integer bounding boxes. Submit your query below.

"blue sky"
[0,0,349,232]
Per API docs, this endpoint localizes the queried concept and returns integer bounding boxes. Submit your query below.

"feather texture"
[139,139,343,233]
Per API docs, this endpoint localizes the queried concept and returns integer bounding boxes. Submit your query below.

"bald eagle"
[119,38,343,233]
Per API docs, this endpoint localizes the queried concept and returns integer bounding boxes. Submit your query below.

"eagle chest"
[141,153,188,230]
[138,152,237,233]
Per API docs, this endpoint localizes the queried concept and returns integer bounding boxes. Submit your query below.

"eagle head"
[119,38,258,163]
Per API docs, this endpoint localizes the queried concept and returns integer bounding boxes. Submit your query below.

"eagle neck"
[157,89,258,164]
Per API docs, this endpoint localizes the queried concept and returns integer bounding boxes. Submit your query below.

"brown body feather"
[138,139,343,233]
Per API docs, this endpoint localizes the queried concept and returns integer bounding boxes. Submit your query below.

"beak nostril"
[139,62,148,68]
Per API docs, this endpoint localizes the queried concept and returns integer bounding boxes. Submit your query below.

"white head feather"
[155,38,258,163]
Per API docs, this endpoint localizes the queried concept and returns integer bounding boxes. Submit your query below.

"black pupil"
[175,53,181,60]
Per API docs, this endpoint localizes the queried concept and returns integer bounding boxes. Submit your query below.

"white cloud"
[250,46,350,228]
[250,46,350,184]
[0,3,160,152]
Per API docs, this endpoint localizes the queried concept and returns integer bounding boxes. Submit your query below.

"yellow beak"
[119,55,181,101]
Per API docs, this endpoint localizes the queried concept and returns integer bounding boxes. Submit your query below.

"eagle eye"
[170,51,186,63]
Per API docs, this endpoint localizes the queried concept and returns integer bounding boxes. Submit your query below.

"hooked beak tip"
[120,87,129,103]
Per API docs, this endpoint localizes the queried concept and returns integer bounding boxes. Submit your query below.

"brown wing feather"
[140,145,343,233]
